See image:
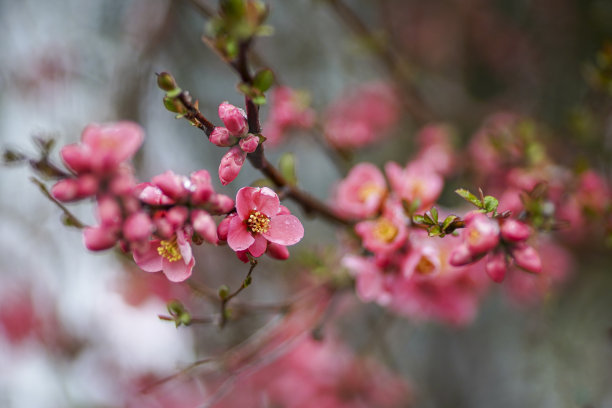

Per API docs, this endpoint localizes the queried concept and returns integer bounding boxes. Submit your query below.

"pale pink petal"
[176,230,193,264]
[162,257,193,282]
[133,241,163,272]
[251,187,280,217]
[235,187,256,219]
[248,234,268,257]
[227,215,254,251]
[263,214,304,246]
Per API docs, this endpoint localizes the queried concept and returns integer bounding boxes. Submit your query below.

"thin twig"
[141,357,215,393]
[30,177,86,229]
[219,258,258,328]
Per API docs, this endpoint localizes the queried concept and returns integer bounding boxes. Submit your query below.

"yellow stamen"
[157,238,182,262]
[247,211,271,234]
[373,218,399,243]
[358,183,383,202]
[415,256,436,275]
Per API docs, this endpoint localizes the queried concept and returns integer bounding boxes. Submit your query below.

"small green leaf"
[278,153,297,185]
[412,215,426,224]
[442,215,458,231]
[455,188,483,208]
[428,225,441,237]
[165,88,182,99]
[483,196,499,213]
[253,69,275,92]
[430,207,438,223]
[244,276,252,287]
[423,213,434,225]
[252,95,266,105]
[218,285,230,300]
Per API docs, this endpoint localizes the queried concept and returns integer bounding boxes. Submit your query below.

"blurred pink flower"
[333,163,387,219]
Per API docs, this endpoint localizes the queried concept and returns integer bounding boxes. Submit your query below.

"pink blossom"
[343,255,393,305]
[151,170,190,201]
[333,163,387,219]
[218,146,246,186]
[485,252,507,282]
[323,82,399,149]
[355,198,408,254]
[385,160,443,210]
[210,126,237,147]
[226,187,304,258]
[191,209,218,244]
[511,244,542,274]
[239,134,259,153]
[122,212,153,243]
[500,219,531,242]
[218,101,248,136]
[462,212,500,255]
[133,228,195,282]
[415,124,456,176]
[61,121,144,175]
[83,225,118,251]
[261,87,315,146]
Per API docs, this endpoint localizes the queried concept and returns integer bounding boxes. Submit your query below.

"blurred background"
[1,0,612,407]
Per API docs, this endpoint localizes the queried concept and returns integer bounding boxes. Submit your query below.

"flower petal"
[263,214,304,246]
[162,257,194,282]
[227,215,254,251]
[252,187,280,217]
[248,234,268,257]
[133,241,163,272]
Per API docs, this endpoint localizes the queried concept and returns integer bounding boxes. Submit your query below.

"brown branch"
[325,0,435,124]
[176,91,216,136]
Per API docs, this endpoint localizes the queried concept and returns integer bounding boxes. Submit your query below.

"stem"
[219,258,258,328]
[30,177,86,229]
[177,91,216,136]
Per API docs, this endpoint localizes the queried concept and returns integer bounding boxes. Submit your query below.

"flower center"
[415,255,436,275]
[373,218,398,243]
[157,238,182,262]
[247,211,271,234]
[358,183,382,202]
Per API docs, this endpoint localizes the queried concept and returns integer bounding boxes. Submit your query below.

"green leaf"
[252,95,267,105]
[278,153,297,185]
[423,213,434,225]
[483,196,499,213]
[218,285,230,300]
[412,215,426,224]
[253,69,275,92]
[442,215,458,231]
[455,188,483,208]
[430,207,438,223]
[428,225,441,237]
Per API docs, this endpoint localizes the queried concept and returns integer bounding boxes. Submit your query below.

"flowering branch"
[30,177,86,229]
[219,257,258,328]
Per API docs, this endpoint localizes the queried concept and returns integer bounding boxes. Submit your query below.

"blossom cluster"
[50,119,303,283]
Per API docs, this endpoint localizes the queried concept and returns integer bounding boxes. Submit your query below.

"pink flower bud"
[217,214,236,241]
[267,242,290,260]
[218,146,246,186]
[51,179,79,202]
[167,206,189,229]
[239,134,259,153]
[218,102,248,136]
[154,213,174,239]
[192,210,218,244]
[190,170,214,205]
[209,127,237,147]
[512,244,542,274]
[485,252,507,283]
[97,195,122,227]
[209,194,234,214]
[464,212,499,255]
[123,212,153,243]
[76,174,99,198]
[449,244,473,266]
[152,170,189,201]
[83,226,117,251]
[81,122,144,174]
[137,183,174,206]
[109,166,137,196]
[60,144,90,174]
[500,219,531,242]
